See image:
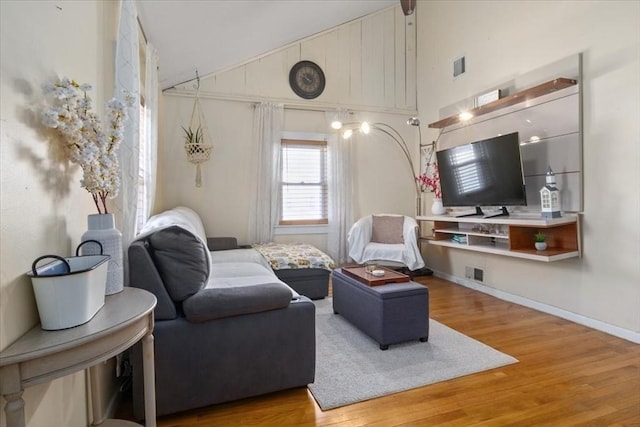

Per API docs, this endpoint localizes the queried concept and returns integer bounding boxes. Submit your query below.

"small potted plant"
[182,125,205,150]
[534,232,547,251]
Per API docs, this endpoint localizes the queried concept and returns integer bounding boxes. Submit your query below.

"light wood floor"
[119,276,640,426]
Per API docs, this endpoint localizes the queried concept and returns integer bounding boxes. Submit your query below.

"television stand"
[455,207,485,217]
[416,213,581,262]
[484,207,510,218]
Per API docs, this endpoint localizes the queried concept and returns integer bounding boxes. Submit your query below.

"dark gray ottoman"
[332,268,429,350]
[274,268,330,300]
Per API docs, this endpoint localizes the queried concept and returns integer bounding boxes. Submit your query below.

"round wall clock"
[289,60,326,99]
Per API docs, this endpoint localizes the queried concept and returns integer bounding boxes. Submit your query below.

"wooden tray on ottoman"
[341,266,410,286]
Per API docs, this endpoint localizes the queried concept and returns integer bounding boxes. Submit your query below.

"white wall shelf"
[417,213,581,262]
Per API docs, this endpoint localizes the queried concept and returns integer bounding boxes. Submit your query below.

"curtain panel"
[248,102,284,243]
[327,130,354,265]
[114,0,140,256]
[141,43,159,229]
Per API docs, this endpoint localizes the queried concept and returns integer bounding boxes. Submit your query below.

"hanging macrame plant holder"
[184,90,213,187]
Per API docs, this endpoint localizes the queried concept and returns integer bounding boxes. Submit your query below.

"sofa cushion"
[148,226,210,301]
[182,283,292,322]
[371,215,404,244]
[136,206,214,302]
[128,241,178,320]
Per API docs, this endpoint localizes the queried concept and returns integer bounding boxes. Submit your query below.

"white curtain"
[248,102,283,243]
[326,126,354,265]
[141,43,159,225]
[114,0,140,280]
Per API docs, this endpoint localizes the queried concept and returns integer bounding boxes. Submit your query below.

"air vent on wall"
[454,56,466,77]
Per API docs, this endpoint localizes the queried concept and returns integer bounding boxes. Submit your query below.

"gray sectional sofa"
[128,207,315,419]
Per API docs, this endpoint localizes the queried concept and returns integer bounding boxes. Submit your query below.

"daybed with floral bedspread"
[251,242,334,299]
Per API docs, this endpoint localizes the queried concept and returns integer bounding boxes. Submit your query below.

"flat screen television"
[435,131,527,218]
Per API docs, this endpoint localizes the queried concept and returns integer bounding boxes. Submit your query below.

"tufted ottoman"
[331,268,429,350]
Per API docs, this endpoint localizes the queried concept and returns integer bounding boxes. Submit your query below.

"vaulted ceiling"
[136,0,398,90]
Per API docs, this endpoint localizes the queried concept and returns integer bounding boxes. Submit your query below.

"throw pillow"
[148,226,210,301]
[371,215,404,244]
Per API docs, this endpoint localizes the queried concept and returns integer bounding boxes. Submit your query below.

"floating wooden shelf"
[416,214,581,262]
[428,77,578,129]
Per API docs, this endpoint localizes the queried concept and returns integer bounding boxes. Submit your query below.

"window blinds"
[280,139,328,224]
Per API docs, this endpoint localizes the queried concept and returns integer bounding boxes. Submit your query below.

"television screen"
[436,132,526,216]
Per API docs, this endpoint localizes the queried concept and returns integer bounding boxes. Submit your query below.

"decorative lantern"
[539,166,561,218]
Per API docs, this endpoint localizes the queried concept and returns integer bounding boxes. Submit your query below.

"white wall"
[157,6,422,252]
[171,6,416,113]
[416,1,640,337]
[0,1,118,425]
[157,96,419,252]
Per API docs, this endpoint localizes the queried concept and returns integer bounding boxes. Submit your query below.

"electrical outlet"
[474,268,484,282]
[465,266,473,279]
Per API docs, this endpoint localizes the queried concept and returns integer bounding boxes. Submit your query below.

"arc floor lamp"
[331,119,424,216]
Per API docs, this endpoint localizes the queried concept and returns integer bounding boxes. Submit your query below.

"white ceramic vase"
[81,213,123,295]
[431,198,446,215]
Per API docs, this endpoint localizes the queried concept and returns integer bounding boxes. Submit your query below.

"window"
[280,138,328,225]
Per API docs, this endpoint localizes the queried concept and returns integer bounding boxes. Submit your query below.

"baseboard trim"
[434,271,640,344]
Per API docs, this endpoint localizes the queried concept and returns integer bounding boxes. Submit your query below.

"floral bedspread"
[252,242,335,271]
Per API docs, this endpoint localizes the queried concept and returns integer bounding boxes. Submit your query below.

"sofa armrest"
[207,237,239,251]
[182,283,292,323]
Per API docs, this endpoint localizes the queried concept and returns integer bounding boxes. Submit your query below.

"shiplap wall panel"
[349,21,364,105]
[361,15,382,106]
[301,33,328,70]
[334,26,351,102]
[244,59,262,96]
[210,68,245,94]
[383,10,396,107]
[322,30,341,101]
[257,51,289,97]
[394,7,407,109]
[173,6,416,112]
[284,44,301,90]
[404,13,417,109]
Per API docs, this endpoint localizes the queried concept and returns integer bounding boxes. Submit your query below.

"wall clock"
[289,60,325,99]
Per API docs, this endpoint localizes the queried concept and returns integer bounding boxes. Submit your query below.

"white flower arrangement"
[41,77,134,214]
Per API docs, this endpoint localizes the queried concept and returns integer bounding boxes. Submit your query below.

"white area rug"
[308,298,518,410]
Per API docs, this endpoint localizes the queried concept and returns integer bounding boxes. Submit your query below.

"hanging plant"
[183,96,212,187]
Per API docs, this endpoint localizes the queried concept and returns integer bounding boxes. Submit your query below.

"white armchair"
[347,214,425,271]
